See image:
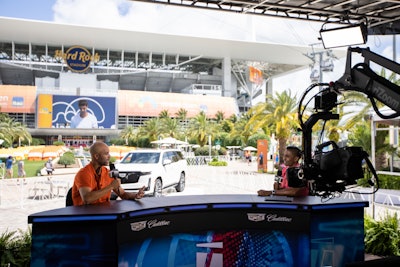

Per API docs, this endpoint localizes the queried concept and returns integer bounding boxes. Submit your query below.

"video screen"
[118,230,309,267]
[37,94,116,129]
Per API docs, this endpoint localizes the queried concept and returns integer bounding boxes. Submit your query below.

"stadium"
[0,17,320,146]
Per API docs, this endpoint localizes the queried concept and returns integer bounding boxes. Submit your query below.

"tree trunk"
[375,152,387,171]
[278,138,287,165]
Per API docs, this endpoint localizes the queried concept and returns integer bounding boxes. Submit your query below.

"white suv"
[114,149,187,197]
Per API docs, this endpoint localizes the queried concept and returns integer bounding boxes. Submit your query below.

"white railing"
[0,176,72,208]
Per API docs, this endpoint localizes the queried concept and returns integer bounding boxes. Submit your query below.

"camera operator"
[71,141,145,206]
[258,146,309,197]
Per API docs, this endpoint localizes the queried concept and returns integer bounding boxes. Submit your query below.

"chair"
[66,187,73,206]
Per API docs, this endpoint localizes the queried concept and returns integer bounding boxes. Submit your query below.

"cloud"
[52,0,323,45]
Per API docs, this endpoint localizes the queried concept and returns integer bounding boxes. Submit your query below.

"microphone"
[109,163,119,178]
[275,169,283,183]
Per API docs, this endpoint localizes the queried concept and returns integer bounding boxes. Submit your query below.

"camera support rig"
[298,47,400,197]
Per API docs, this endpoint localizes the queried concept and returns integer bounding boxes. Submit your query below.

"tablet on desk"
[264,196,294,202]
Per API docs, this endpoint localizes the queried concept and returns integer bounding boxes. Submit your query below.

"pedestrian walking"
[5,156,14,178]
[18,160,26,178]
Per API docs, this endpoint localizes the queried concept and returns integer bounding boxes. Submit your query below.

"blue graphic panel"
[310,208,365,267]
[119,230,309,267]
[52,95,116,129]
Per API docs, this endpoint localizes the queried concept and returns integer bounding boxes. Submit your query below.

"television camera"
[289,47,400,198]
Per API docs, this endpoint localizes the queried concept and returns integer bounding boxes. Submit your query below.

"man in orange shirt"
[72,141,145,206]
[257,146,309,197]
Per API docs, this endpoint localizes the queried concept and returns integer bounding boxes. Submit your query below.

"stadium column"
[223,56,232,97]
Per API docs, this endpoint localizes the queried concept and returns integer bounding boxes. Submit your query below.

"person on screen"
[257,146,309,197]
[71,141,145,206]
[70,99,98,128]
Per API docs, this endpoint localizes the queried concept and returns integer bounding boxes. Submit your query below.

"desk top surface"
[28,194,368,223]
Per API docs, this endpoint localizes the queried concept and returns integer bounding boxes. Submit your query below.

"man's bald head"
[90,142,108,157]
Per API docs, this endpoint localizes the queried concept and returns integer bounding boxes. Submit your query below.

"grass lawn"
[10,159,47,178]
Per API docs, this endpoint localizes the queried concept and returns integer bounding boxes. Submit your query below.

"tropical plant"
[228,113,253,147]
[188,111,215,147]
[160,117,179,138]
[175,108,188,121]
[215,110,225,122]
[120,125,137,145]
[159,109,170,119]
[139,118,162,143]
[0,229,31,266]
[364,213,400,256]
[247,90,298,163]
[0,116,32,148]
[348,120,396,170]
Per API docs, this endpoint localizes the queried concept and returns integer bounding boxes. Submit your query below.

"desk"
[28,195,368,267]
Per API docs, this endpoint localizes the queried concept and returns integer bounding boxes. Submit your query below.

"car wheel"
[175,172,185,192]
[153,178,163,197]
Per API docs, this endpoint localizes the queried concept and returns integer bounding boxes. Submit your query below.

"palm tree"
[138,118,162,142]
[159,109,170,119]
[120,125,137,145]
[175,108,188,122]
[188,111,214,147]
[161,117,179,138]
[247,90,298,164]
[229,113,254,146]
[0,117,32,147]
[348,120,396,170]
[215,111,225,123]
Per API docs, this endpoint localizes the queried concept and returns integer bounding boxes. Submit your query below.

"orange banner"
[257,139,268,172]
[118,91,238,118]
[249,66,263,85]
[37,94,53,128]
[0,85,36,113]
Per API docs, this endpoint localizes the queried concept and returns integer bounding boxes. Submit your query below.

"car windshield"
[122,152,160,164]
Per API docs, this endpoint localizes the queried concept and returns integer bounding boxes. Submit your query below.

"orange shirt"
[72,163,113,206]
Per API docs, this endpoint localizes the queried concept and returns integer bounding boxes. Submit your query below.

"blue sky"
[0,0,55,21]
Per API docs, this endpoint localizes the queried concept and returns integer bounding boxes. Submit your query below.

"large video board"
[37,94,116,129]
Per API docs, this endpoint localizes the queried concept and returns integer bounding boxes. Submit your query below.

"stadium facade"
[0,17,317,146]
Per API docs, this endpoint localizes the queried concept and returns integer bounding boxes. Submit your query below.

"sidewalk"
[0,168,79,234]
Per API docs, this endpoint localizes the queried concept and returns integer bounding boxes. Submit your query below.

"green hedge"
[358,172,400,190]
[365,213,400,256]
[0,229,31,266]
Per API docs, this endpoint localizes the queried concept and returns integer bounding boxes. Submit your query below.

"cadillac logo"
[130,221,147,232]
[247,213,266,222]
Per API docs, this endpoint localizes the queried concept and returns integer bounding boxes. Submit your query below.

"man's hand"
[257,189,273,196]
[135,186,146,199]
[111,179,121,191]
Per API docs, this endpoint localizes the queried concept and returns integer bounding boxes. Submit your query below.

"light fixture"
[319,22,367,49]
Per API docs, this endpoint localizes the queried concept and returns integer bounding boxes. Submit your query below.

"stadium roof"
[130,0,400,35]
[0,17,328,66]
[0,17,347,92]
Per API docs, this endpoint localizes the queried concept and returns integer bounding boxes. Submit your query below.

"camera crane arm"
[297,47,400,196]
[303,47,400,166]
[335,47,400,117]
